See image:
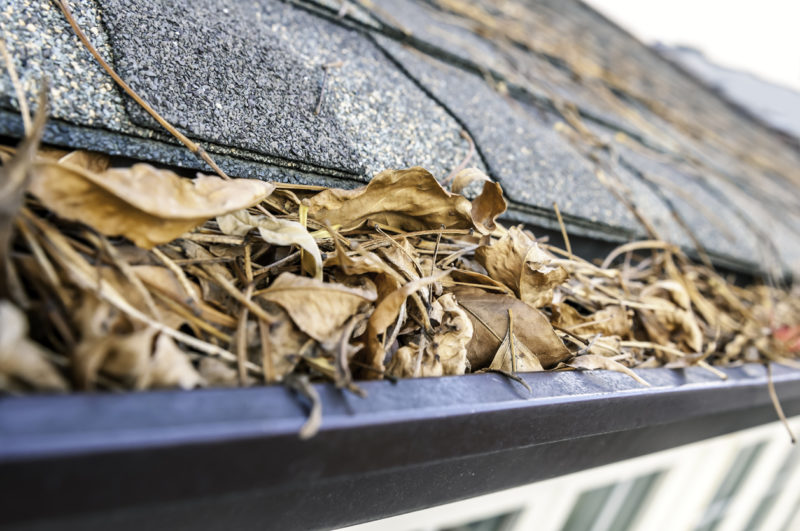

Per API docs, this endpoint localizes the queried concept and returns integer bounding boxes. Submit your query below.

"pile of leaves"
[2,110,799,401]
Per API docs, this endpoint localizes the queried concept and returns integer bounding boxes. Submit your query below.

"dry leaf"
[143,333,203,389]
[257,303,306,383]
[325,237,387,275]
[365,272,450,376]
[58,150,110,173]
[217,210,322,279]
[306,167,476,232]
[552,303,632,338]
[640,295,704,353]
[443,269,515,295]
[426,293,473,375]
[379,239,422,281]
[1,88,46,301]
[198,357,239,387]
[569,354,650,386]
[387,345,444,378]
[456,289,569,370]
[486,310,544,373]
[452,167,491,197]
[476,226,568,307]
[451,168,506,233]
[0,300,68,391]
[259,272,376,345]
[28,161,275,248]
[74,321,200,390]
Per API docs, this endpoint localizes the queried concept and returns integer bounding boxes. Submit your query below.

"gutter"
[1,364,799,530]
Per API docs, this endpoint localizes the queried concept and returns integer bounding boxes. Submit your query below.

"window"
[693,442,767,531]
[559,471,663,531]
[745,444,800,530]
[439,510,521,531]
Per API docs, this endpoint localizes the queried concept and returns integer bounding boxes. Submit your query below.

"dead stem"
[767,363,797,444]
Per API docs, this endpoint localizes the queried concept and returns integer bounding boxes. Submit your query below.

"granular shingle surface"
[1,0,798,273]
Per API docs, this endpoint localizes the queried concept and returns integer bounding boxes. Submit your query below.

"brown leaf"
[443,269,515,295]
[455,289,569,370]
[552,303,632,338]
[451,168,506,233]
[141,334,203,389]
[640,295,704,353]
[1,86,47,301]
[486,310,544,373]
[306,167,475,232]
[379,239,422,281]
[258,272,376,344]
[198,357,239,387]
[452,167,491,197]
[387,345,435,378]
[0,301,68,391]
[260,304,305,383]
[569,354,650,386]
[28,161,275,248]
[426,293,473,375]
[365,272,450,376]
[475,226,568,307]
[325,237,387,276]
[74,319,201,391]
[58,150,110,173]
[217,210,322,279]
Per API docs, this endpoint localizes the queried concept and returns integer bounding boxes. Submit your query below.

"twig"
[236,284,254,385]
[767,363,797,443]
[53,0,231,180]
[315,61,343,116]
[152,247,201,311]
[552,201,572,261]
[486,369,532,394]
[429,224,444,306]
[508,309,517,373]
[285,374,322,440]
[442,129,477,185]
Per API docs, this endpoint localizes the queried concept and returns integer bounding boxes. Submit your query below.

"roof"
[2,0,799,272]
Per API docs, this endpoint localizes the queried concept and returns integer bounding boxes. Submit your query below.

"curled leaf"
[0,301,68,391]
[365,271,450,376]
[29,161,275,248]
[306,167,475,232]
[476,226,568,307]
[451,168,506,233]
[389,293,473,378]
[552,303,632,338]
[258,272,376,345]
[217,210,322,279]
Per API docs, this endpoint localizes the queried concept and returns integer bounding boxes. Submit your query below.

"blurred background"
[586,0,800,140]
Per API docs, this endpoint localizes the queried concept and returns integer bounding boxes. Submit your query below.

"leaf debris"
[1,126,798,408]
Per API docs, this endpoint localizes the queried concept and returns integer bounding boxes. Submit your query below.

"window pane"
[560,484,615,531]
[439,510,520,531]
[745,445,800,531]
[694,441,767,531]
[609,471,662,531]
[560,471,663,531]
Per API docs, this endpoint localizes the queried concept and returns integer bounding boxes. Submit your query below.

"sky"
[584,0,800,92]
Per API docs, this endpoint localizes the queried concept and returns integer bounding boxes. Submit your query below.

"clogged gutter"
[0,2,798,441]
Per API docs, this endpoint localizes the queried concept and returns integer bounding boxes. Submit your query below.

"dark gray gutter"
[1,364,799,530]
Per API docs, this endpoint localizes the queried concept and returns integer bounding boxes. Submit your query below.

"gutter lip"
[1,363,799,529]
[1,363,798,463]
